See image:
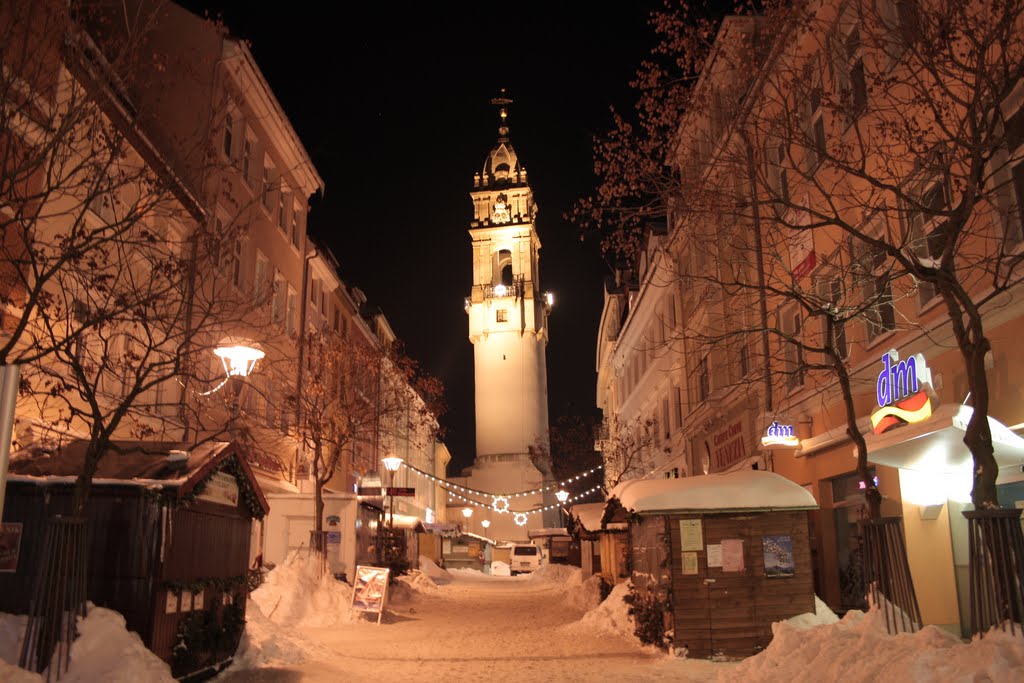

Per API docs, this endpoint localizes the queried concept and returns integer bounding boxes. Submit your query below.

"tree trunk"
[315,479,325,535]
[962,334,999,508]
[71,442,102,517]
[832,327,881,518]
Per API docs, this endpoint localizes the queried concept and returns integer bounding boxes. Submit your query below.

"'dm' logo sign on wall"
[870,349,934,435]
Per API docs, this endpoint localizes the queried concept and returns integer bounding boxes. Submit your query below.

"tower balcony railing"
[483,276,524,300]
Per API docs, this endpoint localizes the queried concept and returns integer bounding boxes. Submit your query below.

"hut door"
[703,515,756,658]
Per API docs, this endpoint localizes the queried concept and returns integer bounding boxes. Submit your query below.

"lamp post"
[462,506,473,533]
[481,519,491,531]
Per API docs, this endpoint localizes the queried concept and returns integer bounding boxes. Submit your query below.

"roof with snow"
[569,502,627,532]
[527,527,570,539]
[8,439,270,516]
[609,470,817,514]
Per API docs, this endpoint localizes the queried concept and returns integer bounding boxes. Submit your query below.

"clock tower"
[461,91,556,540]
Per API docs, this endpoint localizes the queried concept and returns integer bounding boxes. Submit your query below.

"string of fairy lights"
[400,461,604,498]
[399,462,605,525]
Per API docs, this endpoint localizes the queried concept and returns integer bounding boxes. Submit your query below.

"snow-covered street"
[3,556,1023,682]
[220,561,721,682]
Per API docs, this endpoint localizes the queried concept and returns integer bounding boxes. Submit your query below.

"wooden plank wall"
[150,499,253,663]
[0,484,161,644]
[668,511,814,659]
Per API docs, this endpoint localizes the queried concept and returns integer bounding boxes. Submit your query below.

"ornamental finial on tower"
[491,87,512,143]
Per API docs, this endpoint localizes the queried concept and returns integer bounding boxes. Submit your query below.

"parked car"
[509,543,542,575]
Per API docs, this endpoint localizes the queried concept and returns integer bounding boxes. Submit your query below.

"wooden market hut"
[610,470,818,658]
[0,440,269,678]
[570,501,629,583]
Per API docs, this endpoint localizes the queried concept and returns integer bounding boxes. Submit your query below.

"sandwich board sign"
[351,565,391,624]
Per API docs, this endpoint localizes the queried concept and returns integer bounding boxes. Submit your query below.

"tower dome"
[474,88,528,191]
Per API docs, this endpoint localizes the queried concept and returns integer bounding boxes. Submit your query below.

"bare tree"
[294,330,444,551]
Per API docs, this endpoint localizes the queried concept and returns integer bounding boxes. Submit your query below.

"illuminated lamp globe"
[381,456,404,473]
[462,507,473,519]
[494,283,508,297]
[481,519,491,529]
[555,489,569,503]
[214,338,265,378]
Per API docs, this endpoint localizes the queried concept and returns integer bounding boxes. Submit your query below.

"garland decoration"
[179,454,266,520]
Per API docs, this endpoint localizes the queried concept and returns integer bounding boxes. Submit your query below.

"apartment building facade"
[597,0,1024,636]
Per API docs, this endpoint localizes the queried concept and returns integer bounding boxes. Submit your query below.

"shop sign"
[871,349,934,435]
[709,418,749,472]
[350,565,391,624]
[196,471,239,508]
[761,421,799,449]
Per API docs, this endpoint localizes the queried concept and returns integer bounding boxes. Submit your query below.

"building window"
[254,250,269,303]
[263,162,275,213]
[242,135,252,180]
[662,398,671,440]
[271,271,286,325]
[223,110,234,159]
[287,285,298,336]
[816,275,849,359]
[228,237,242,289]
[781,307,804,391]
[834,20,867,119]
[674,385,684,429]
[739,341,751,377]
[854,237,896,339]
[278,191,288,233]
[697,356,709,402]
[291,202,301,248]
[496,309,508,323]
[766,138,790,203]
[1010,160,1024,245]
[907,182,948,306]
[806,86,826,172]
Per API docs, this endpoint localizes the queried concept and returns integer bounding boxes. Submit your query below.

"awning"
[389,514,426,532]
[864,404,1024,472]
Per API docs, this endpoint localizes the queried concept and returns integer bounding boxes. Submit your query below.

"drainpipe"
[293,245,318,483]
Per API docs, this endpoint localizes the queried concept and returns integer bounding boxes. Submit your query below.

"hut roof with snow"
[609,470,817,514]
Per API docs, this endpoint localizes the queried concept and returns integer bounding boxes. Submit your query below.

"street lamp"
[462,506,473,531]
[481,519,491,530]
[555,489,570,527]
[381,456,404,530]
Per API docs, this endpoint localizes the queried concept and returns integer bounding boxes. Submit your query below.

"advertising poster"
[678,519,703,551]
[721,539,745,572]
[762,535,795,577]
[706,544,723,568]
[351,565,391,624]
[681,551,699,575]
[0,523,23,572]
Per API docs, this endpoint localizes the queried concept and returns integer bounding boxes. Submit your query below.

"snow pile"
[61,606,174,682]
[782,596,839,630]
[564,575,605,612]
[418,556,449,580]
[393,570,440,600]
[567,581,635,638]
[249,551,353,628]
[0,607,172,683]
[491,561,511,576]
[528,563,581,585]
[229,599,330,671]
[721,605,1024,683]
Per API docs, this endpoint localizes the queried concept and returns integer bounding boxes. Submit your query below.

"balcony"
[483,276,523,300]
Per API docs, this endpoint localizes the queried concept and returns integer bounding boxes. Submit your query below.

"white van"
[509,543,542,575]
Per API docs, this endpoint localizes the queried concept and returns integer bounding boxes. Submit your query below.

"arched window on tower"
[495,249,513,287]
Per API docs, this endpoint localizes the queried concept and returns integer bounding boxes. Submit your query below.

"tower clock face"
[493,193,511,224]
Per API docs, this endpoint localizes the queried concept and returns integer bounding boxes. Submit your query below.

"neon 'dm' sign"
[870,349,933,435]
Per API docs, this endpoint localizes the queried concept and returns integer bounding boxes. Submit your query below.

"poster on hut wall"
[678,519,703,552]
[706,544,723,568]
[0,523,23,572]
[721,539,744,572]
[681,551,699,575]
[351,565,391,623]
[762,535,795,577]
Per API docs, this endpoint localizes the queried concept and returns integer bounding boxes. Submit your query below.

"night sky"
[180,1,662,473]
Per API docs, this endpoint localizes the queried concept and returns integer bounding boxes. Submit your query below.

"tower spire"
[491,87,512,143]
